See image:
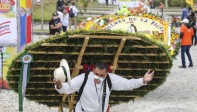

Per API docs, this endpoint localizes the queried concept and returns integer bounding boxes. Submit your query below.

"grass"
[33,0,103,22]
[33,0,56,21]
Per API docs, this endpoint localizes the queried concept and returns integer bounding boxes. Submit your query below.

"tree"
[165,0,169,8]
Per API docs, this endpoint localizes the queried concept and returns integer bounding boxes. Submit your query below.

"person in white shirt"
[57,10,63,22]
[69,2,79,30]
[62,9,69,32]
[54,62,154,112]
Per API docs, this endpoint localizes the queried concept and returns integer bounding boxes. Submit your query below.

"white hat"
[181,18,189,23]
[54,59,71,86]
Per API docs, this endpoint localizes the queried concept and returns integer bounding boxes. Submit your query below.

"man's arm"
[180,25,185,39]
[50,24,59,29]
[110,69,154,91]
[50,22,62,29]
[179,32,184,39]
[54,73,85,94]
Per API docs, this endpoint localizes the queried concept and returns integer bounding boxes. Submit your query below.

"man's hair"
[95,62,108,70]
[72,2,75,6]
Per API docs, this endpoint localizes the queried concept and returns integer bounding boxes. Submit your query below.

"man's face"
[63,10,67,14]
[52,16,58,20]
[93,68,107,78]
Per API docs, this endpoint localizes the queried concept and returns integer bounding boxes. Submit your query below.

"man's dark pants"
[181,45,193,66]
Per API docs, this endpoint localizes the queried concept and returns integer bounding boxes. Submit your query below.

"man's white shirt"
[55,72,146,112]
[62,14,69,26]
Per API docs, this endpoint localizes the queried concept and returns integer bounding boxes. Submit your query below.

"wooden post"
[41,0,44,30]
[59,36,89,112]
[112,38,126,73]
[163,22,169,45]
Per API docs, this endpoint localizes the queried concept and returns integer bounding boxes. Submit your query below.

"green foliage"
[82,0,89,12]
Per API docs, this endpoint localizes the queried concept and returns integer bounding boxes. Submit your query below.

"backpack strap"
[102,79,107,112]
[102,74,112,112]
[76,70,90,103]
[74,70,90,112]
[106,73,112,91]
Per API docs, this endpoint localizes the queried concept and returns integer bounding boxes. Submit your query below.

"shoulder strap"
[102,74,112,112]
[106,74,112,91]
[102,79,107,112]
[76,70,90,103]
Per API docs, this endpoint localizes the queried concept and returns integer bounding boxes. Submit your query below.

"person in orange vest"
[179,18,194,68]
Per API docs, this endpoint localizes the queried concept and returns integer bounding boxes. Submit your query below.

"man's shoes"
[179,65,186,68]
[188,64,193,67]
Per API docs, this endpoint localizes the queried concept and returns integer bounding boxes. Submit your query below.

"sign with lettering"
[0,0,17,46]
[105,16,164,35]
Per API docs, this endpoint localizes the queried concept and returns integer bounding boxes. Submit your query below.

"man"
[159,2,164,17]
[69,2,79,30]
[106,0,108,6]
[179,18,194,68]
[56,0,65,12]
[49,12,62,35]
[62,9,69,32]
[54,62,154,112]
[181,5,188,20]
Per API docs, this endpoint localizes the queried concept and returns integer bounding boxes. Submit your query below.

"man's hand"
[143,69,154,84]
[53,79,62,89]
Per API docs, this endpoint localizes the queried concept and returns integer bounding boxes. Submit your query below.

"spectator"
[145,0,151,12]
[179,18,194,68]
[181,5,188,20]
[56,0,65,12]
[187,11,196,45]
[188,6,192,14]
[150,0,154,9]
[159,2,164,16]
[69,2,79,30]
[49,12,62,35]
[106,0,108,6]
[171,15,178,27]
[57,10,63,22]
[65,3,70,13]
[62,9,69,32]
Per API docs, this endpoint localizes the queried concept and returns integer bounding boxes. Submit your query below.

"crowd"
[49,0,79,35]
